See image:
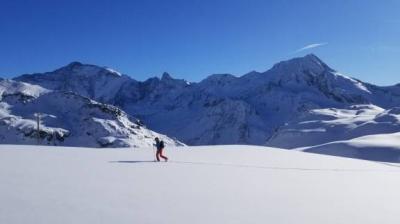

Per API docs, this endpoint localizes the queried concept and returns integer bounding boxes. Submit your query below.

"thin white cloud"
[295,42,328,53]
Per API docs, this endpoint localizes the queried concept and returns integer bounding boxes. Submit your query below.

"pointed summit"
[303,53,322,61]
[54,62,122,77]
[302,54,329,68]
[270,54,334,76]
[158,72,190,87]
[161,72,173,81]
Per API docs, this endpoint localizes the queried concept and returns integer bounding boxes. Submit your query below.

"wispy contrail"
[295,42,328,53]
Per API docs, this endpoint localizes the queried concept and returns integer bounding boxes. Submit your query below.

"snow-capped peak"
[161,72,173,81]
[269,54,334,76]
[159,72,190,87]
[54,62,122,77]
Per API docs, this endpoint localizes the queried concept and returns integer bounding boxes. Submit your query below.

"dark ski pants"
[156,148,168,161]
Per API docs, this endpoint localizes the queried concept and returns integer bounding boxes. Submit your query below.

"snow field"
[1,145,400,224]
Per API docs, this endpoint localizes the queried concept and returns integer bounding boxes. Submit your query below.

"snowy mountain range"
[0,80,183,147]
[5,54,400,148]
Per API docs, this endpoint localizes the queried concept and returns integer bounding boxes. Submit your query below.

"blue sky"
[0,0,399,85]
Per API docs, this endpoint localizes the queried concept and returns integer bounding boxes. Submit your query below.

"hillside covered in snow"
[0,80,182,148]
[299,132,400,162]
[267,105,400,148]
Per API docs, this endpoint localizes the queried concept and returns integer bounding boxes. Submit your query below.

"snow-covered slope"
[1,144,400,224]
[299,132,400,162]
[15,62,133,102]
[13,54,400,146]
[267,104,400,148]
[0,79,50,98]
[0,80,182,148]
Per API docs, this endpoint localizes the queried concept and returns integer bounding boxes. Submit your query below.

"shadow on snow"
[110,160,156,164]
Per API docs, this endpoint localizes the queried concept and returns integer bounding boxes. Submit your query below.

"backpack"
[160,140,165,149]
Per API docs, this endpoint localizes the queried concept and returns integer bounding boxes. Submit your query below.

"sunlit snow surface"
[0,80,182,148]
[299,132,400,162]
[268,105,400,150]
[1,144,400,224]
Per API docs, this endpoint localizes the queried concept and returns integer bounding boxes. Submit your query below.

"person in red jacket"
[154,137,168,162]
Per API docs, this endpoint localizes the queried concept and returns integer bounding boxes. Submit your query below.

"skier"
[154,137,168,162]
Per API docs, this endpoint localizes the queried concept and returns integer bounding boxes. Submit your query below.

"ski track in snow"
[112,160,400,172]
